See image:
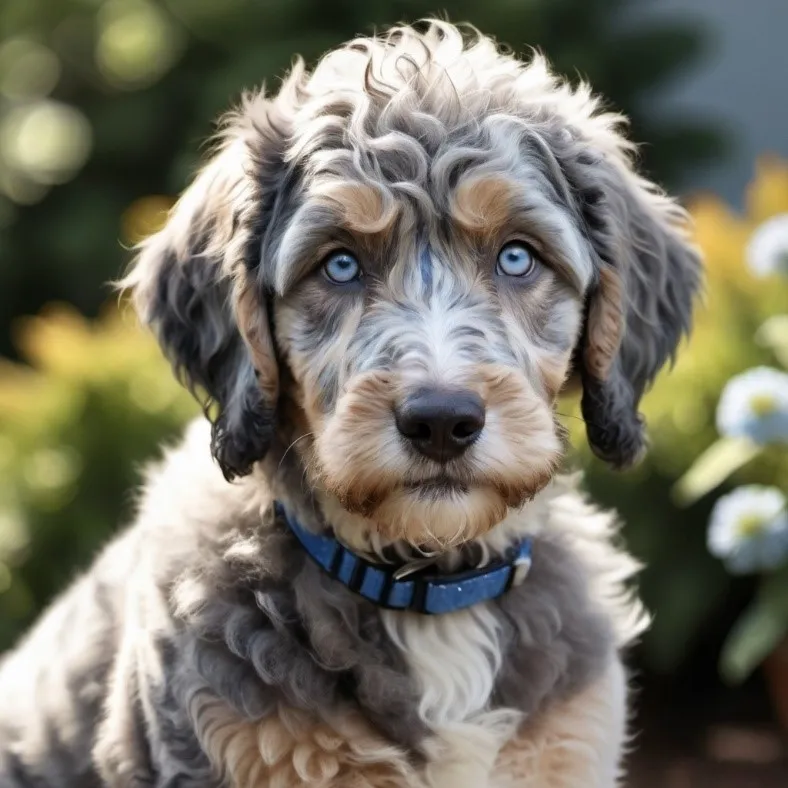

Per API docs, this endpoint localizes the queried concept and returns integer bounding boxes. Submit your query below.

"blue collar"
[275,502,533,615]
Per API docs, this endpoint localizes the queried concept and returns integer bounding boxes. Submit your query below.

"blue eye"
[496,242,537,278]
[323,250,361,284]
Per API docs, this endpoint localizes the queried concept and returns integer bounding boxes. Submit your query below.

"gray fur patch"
[419,245,433,294]
[491,534,614,713]
[176,504,430,752]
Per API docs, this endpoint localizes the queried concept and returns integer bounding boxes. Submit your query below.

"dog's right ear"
[121,95,288,480]
[570,151,702,469]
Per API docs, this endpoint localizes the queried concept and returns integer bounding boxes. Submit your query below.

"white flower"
[747,214,788,277]
[708,486,788,574]
[716,367,788,444]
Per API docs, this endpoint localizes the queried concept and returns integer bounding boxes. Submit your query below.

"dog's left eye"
[323,250,361,284]
[496,242,537,278]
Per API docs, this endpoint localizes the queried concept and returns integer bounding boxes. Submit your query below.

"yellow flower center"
[736,513,768,539]
[749,393,778,417]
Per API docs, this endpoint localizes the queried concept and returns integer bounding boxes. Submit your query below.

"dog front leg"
[494,656,628,788]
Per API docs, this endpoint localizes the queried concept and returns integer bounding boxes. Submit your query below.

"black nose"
[395,388,486,463]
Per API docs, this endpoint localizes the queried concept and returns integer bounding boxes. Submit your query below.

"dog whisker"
[278,432,314,471]
[555,410,605,431]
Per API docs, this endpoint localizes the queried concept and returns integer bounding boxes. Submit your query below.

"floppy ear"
[570,152,702,468]
[122,97,287,480]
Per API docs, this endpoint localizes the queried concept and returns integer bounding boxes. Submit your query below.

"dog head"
[124,23,700,549]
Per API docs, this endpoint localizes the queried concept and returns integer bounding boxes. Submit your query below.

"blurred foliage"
[0,305,196,649]
[573,158,788,675]
[0,0,725,357]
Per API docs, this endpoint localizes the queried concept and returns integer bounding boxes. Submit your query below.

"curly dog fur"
[0,21,700,787]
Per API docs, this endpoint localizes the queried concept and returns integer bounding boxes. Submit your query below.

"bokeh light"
[0,100,92,196]
[96,0,185,90]
[0,38,60,101]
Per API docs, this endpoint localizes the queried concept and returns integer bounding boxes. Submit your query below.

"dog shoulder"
[545,476,650,651]
[131,418,272,569]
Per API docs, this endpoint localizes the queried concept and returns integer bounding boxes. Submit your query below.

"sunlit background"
[1,2,788,785]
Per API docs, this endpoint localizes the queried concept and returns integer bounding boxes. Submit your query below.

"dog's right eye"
[323,250,361,284]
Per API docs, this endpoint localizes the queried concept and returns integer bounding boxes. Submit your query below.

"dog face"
[125,23,701,548]
[275,168,587,547]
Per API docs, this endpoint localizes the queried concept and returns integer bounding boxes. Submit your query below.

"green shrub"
[0,304,196,650]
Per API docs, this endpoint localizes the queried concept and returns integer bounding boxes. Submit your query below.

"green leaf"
[720,566,788,684]
[672,436,761,506]
[721,601,785,684]
[757,315,788,370]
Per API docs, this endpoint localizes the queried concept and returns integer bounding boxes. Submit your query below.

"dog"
[0,21,700,787]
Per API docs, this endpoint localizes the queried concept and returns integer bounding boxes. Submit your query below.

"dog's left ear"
[568,148,702,468]
[122,95,288,480]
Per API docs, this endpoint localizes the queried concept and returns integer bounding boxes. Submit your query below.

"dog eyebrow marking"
[313,181,399,235]
[420,245,433,294]
[452,176,514,235]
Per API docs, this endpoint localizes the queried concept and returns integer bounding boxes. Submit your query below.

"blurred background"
[1,1,788,785]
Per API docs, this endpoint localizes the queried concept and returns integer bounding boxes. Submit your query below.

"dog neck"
[260,419,557,574]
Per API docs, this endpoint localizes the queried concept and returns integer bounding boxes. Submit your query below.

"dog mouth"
[403,477,469,496]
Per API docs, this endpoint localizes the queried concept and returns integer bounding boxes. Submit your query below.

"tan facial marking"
[468,363,561,504]
[452,176,516,236]
[584,266,624,381]
[235,276,279,402]
[315,370,402,515]
[315,182,399,235]
[538,352,573,401]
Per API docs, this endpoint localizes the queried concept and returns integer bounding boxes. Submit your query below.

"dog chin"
[318,461,557,550]
[369,484,510,548]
